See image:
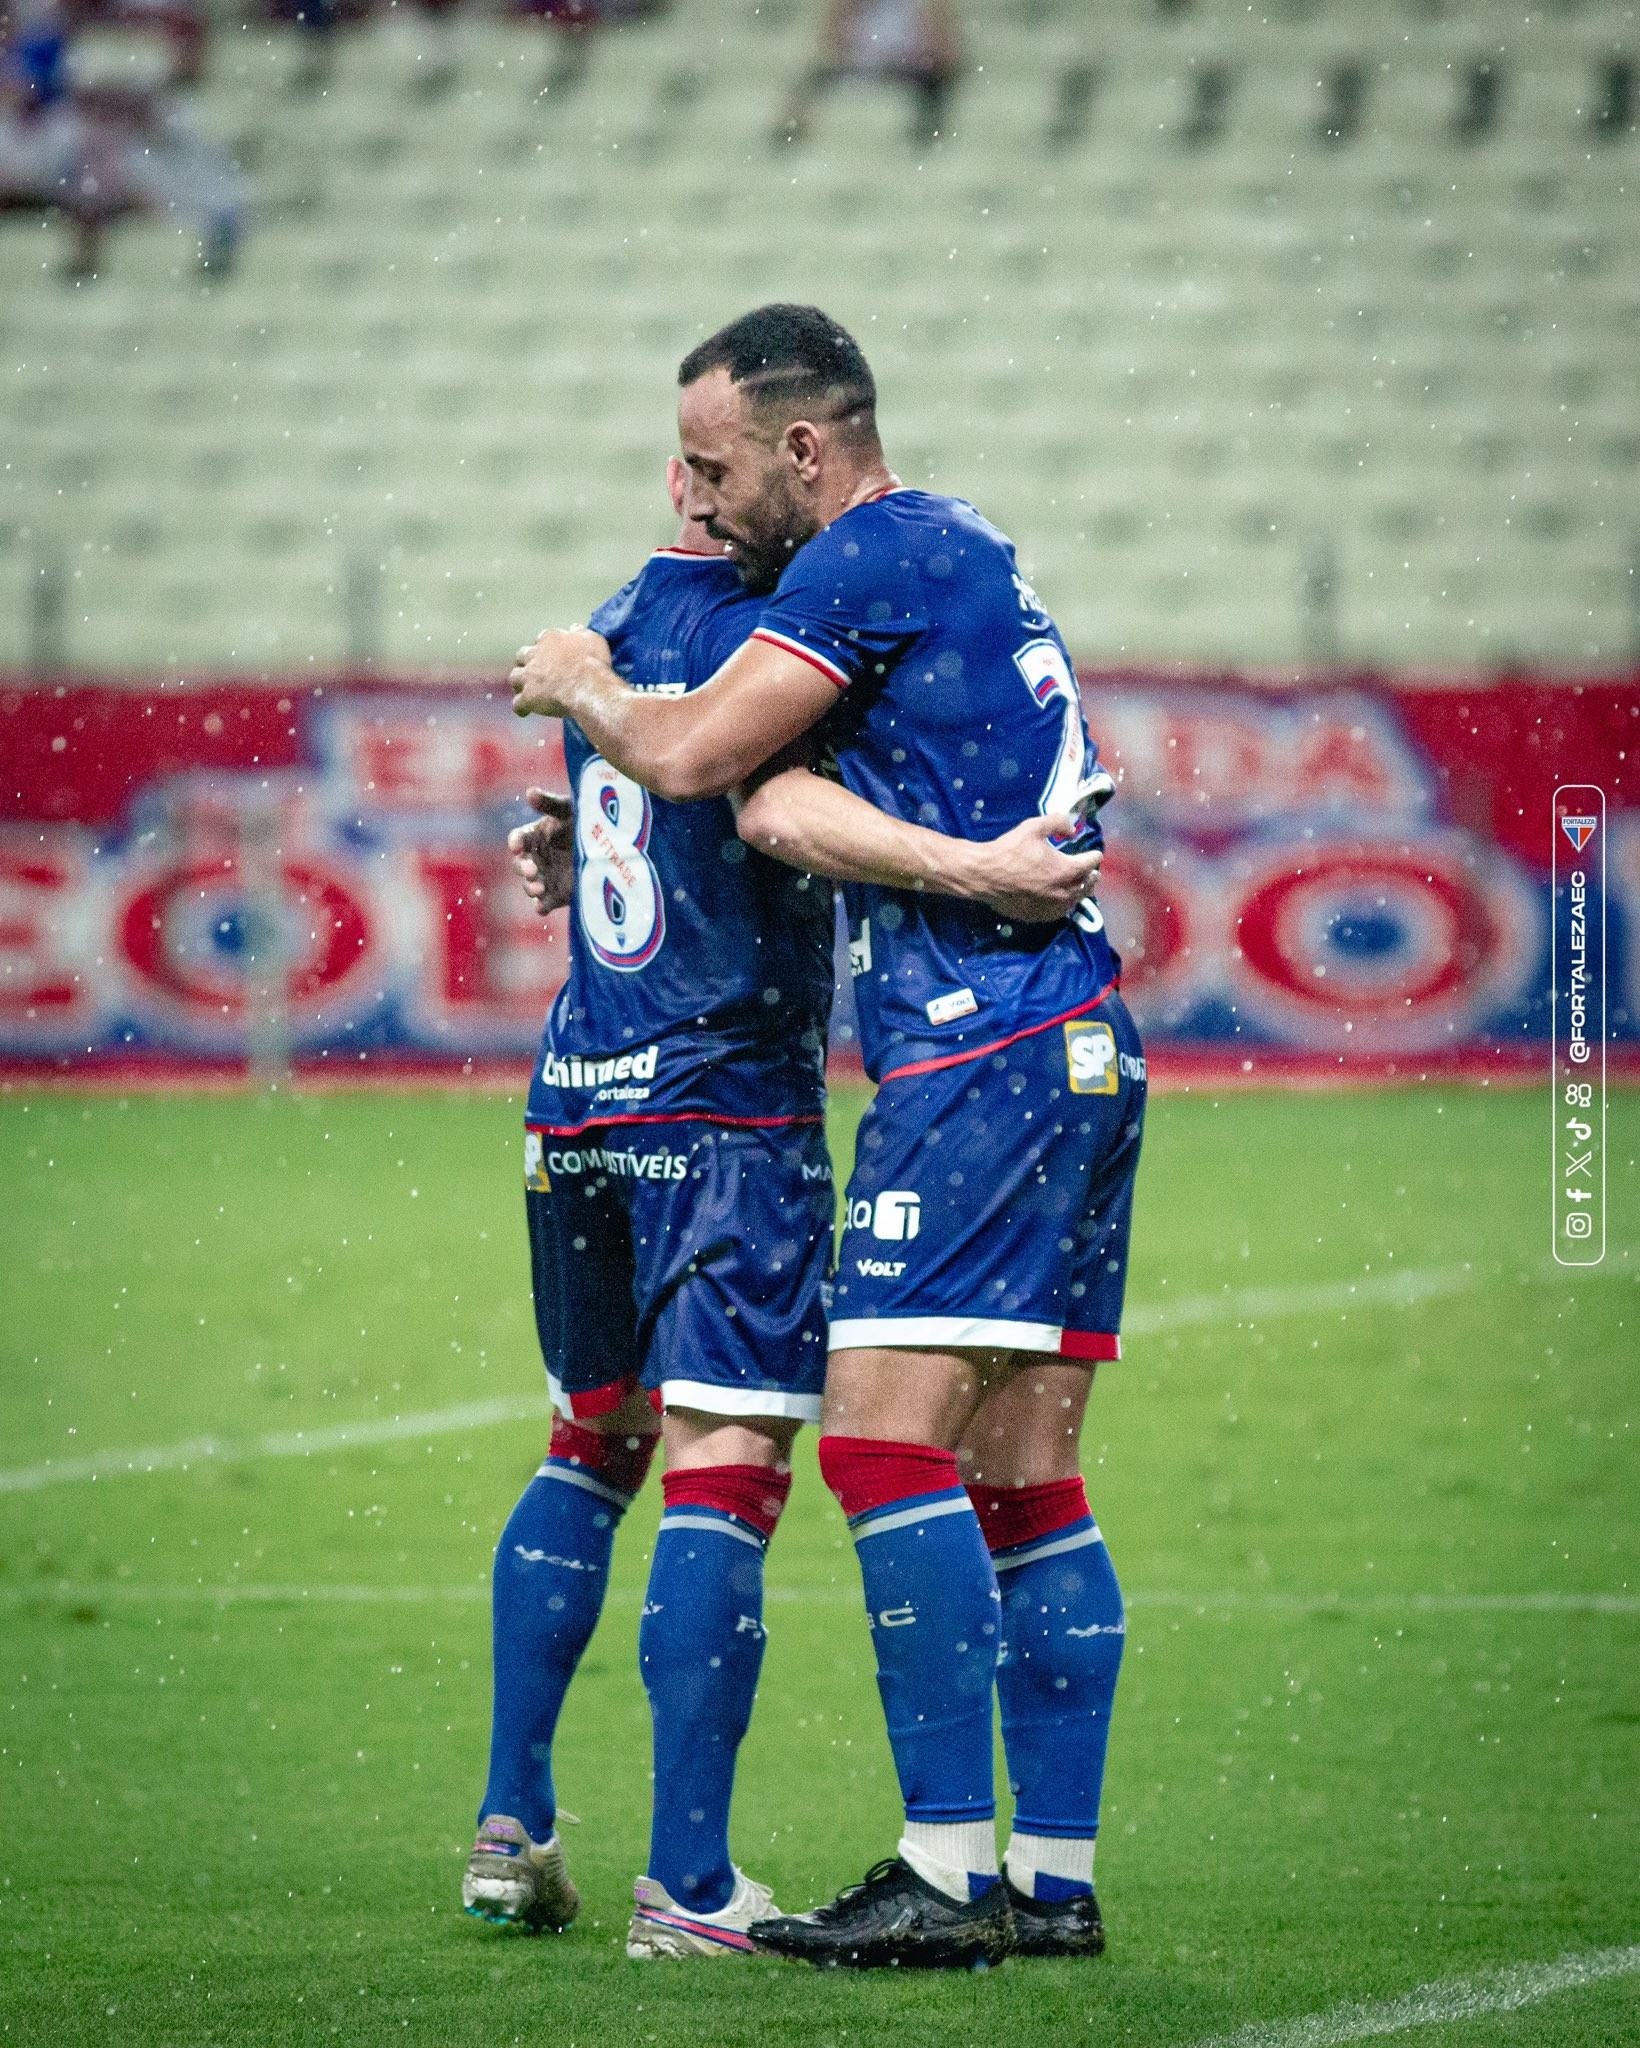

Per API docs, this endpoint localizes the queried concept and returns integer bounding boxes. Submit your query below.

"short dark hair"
[678,304,877,439]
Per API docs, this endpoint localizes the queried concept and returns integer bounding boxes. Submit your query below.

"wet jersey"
[529,548,833,1132]
[752,490,1119,1083]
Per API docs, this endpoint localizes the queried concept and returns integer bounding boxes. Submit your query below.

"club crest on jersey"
[524,1131,551,1191]
[1065,1019,1119,1095]
[1560,815,1598,853]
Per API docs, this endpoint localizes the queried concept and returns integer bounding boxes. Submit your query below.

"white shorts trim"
[827,1315,1062,1355]
[657,1378,823,1423]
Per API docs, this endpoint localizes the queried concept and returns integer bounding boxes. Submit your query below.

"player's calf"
[969,1473,1122,1956]
[472,1412,656,1924]
[638,1459,793,1932]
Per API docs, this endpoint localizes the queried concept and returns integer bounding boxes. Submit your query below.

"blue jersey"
[752,490,1119,1083]
[530,548,833,1132]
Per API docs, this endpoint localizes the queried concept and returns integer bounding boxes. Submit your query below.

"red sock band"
[549,1415,658,1499]
[817,1436,963,1521]
[661,1464,792,1540]
[966,1476,1090,1554]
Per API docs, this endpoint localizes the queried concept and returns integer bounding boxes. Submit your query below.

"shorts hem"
[828,1316,1119,1360]
[656,1377,824,1422]
[545,1369,649,1422]
[527,1110,824,1138]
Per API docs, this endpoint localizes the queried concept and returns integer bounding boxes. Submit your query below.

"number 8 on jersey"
[575,754,665,971]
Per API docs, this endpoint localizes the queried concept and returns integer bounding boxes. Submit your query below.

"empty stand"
[1,0,1634,673]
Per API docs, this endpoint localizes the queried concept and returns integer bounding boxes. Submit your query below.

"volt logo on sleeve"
[1065,1019,1119,1095]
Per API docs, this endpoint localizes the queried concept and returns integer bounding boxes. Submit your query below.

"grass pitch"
[1,1080,1637,2048]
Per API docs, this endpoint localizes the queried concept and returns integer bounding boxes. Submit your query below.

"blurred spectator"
[777,0,963,147]
[510,0,668,102]
[265,0,343,95]
[1,21,245,278]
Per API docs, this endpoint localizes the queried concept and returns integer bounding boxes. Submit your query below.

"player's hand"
[972,815,1102,922]
[508,787,575,916]
[509,627,610,720]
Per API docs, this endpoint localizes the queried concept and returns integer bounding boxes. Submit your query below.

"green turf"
[1,1082,1637,2047]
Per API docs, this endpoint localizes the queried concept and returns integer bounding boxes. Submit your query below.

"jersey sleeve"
[752,515,927,690]
[694,586,763,677]
[588,574,640,674]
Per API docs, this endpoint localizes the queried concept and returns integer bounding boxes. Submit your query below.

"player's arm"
[509,629,837,803]
[733,749,1101,924]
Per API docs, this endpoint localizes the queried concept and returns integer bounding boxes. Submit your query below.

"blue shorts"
[828,991,1146,1360]
[524,1118,833,1422]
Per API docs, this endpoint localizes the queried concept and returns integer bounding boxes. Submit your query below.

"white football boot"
[625,1866,778,1959]
[462,1814,579,1932]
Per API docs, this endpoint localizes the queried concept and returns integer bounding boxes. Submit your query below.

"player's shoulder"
[590,548,742,634]
[806,489,1014,574]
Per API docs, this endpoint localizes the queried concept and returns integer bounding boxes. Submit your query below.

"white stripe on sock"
[657,1512,766,1550]
[900,1819,998,1903]
[536,1461,633,1509]
[1006,1831,1095,1898]
[853,1494,973,1542]
[991,1525,1105,1573]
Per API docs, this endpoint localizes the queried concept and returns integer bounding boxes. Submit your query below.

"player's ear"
[784,419,824,482]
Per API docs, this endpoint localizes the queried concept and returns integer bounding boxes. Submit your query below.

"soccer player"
[508,306,1145,1970]
[468,456,1102,1959]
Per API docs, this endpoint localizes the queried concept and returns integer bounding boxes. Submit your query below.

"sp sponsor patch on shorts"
[1065,1019,1118,1095]
[524,1131,552,1191]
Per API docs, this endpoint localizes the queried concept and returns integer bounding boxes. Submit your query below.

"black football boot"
[1003,1875,1106,1958]
[748,1857,1015,1970]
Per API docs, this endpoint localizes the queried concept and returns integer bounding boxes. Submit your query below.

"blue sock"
[639,1466,789,1913]
[986,1489,1124,1899]
[820,1437,1000,1899]
[479,1422,652,1840]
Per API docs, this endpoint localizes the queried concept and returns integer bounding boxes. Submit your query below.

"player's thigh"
[821,1343,1013,1449]
[956,1358,1097,1487]
[1061,993,1148,1356]
[524,1131,641,1416]
[831,1013,1135,1357]
[629,1120,832,1425]
[663,1407,801,1472]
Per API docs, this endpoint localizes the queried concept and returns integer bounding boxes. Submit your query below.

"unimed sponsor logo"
[541,1043,660,1090]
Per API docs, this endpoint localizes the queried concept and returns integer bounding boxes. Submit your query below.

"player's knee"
[549,1413,658,1499]
[817,1434,963,1518]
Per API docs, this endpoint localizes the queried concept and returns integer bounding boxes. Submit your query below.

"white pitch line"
[1,1255,1630,1497]
[1,1583,1634,1617]
[1186,1942,1640,2048]
[1121,1264,1473,1336]
[0,1394,552,1495]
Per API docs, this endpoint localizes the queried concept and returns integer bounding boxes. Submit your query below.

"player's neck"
[824,462,903,528]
